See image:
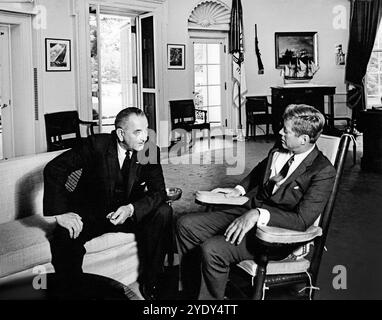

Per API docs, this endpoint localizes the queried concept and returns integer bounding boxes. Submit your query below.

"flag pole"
[237,61,245,141]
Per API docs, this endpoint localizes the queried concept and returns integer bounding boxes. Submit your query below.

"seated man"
[176,104,336,300]
[43,107,172,300]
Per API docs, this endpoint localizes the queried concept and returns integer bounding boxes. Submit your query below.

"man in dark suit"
[43,107,171,300]
[176,104,336,300]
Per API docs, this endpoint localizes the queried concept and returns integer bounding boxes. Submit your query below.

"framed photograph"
[167,44,185,70]
[45,38,71,72]
[275,32,318,69]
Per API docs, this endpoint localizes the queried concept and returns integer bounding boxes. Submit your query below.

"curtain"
[345,0,382,123]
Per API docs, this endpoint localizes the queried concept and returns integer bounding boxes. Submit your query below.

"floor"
[146,134,382,300]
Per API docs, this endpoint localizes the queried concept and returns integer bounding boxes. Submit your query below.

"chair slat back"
[44,111,82,151]
[45,111,81,137]
[245,96,269,114]
[169,100,196,125]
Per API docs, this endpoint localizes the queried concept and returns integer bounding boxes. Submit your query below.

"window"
[366,23,382,107]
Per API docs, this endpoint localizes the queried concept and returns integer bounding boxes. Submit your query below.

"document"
[195,191,249,205]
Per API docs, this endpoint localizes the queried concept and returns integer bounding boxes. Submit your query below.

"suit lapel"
[263,149,278,185]
[274,146,319,194]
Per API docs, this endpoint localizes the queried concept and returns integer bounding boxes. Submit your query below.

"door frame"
[137,12,158,133]
[0,12,35,158]
[0,24,14,159]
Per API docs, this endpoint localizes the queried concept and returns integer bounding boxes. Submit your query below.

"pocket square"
[293,186,300,190]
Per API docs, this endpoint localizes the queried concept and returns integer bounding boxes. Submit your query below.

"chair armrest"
[79,119,97,125]
[256,225,322,244]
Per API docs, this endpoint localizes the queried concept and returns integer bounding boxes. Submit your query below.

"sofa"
[0,150,139,288]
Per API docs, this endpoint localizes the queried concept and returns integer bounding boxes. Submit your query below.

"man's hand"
[107,204,134,225]
[211,187,242,198]
[55,213,83,239]
[224,209,260,245]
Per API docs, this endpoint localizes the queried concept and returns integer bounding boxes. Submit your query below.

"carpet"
[162,138,272,215]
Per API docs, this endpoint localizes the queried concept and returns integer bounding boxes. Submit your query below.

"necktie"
[264,155,295,196]
[121,151,131,176]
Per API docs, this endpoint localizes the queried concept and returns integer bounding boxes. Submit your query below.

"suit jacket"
[240,146,336,231]
[43,132,166,224]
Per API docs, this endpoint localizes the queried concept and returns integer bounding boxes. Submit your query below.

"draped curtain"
[345,0,382,124]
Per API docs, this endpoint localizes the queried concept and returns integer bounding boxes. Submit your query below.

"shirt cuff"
[257,208,270,226]
[127,203,134,218]
[235,185,246,196]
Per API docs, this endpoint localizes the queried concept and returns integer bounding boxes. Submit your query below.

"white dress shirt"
[117,142,133,169]
[235,144,316,226]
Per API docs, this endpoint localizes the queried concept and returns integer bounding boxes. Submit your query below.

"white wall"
[0,0,77,154]
[39,0,76,114]
[165,0,351,124]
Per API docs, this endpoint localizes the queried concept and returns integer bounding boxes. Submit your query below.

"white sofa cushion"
[0,215,136,279]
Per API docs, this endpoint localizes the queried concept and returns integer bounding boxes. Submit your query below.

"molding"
[0,3,37,15]
[188,0,230,31]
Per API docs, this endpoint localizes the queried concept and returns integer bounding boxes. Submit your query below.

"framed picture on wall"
[45,38,71,72]
[167,44,185,70]
[274,32,318,69]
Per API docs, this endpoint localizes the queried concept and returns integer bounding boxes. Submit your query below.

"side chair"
[235,133,351,300]
[45,110,97,152]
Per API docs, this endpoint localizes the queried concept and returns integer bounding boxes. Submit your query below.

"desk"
[271,85,336,133]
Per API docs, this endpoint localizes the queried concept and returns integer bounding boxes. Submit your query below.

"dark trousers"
[50,203,172,287]
[176,208,258,300]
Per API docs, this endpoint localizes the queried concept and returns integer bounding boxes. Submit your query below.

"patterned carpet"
[162,137,272,216]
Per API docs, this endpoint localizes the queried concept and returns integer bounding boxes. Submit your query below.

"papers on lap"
[195,191,249,205]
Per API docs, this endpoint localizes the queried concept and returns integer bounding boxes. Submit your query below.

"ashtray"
[166,187,182,201]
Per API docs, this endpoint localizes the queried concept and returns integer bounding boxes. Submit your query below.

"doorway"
[89,5,157,133]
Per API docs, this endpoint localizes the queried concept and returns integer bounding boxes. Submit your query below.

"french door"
[89,4,138,133]
[192,38,227,133]
[89,5,157,133]
[137,13,157,132]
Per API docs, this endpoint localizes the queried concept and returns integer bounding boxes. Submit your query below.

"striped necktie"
[264,155,295,196]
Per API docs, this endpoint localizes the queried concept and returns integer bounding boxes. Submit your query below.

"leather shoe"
[139,283,158,300]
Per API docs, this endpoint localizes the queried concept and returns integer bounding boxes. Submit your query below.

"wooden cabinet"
[271,85,336,133]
